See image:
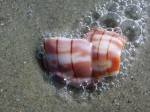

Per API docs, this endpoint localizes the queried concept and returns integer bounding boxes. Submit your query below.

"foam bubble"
[121,19,141,41]
[100,12,121,28]
[92,11,101,20]
[106,2,119,12]
[124,5,142,20]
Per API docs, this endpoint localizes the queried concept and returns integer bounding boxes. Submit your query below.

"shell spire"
[85,28,126,80]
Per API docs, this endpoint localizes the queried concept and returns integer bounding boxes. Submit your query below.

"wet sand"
[0,0,150,112]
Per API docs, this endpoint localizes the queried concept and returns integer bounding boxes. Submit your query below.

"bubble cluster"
[40,0,148,100]
[78,0,147,96]
[79,0,147,46]
[79,0,146,45]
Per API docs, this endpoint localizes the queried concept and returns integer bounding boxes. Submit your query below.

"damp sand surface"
[0,0,150,112]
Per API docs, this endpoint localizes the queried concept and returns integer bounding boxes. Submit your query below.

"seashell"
[42,29,126,87]
[85,29,126,81]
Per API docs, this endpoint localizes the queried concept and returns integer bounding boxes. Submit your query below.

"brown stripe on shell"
[106,33,113,74]
[92,30,105,78]
[89,29,97,42]
[56,39,60,71]
[97,30,106,61]
[70,40,76,77]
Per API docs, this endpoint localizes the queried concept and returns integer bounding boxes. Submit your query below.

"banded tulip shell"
[43,29,126,87]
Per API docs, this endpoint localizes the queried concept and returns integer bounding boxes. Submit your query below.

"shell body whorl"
[43,38,93,86]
